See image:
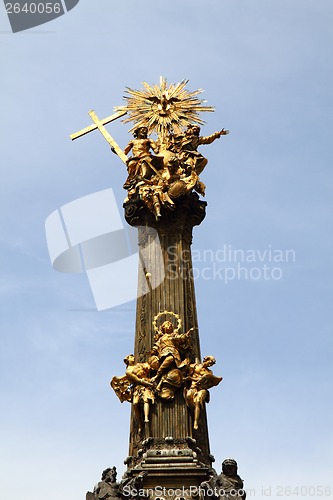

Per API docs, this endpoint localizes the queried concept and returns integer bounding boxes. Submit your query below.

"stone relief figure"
[216,459,246,500]
[184,356,222,430]
[198,459,245,500]
[111,355,155,432]
[198,468,219,500]
[149,320,193,399]
[86,467,119,500]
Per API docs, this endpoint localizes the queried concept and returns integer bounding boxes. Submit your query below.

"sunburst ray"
[115,77,214,138]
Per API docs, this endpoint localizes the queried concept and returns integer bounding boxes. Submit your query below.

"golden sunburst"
[115,76,214,138]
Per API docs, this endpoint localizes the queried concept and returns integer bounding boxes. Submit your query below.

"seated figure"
[123,126,161,190]
[216,459,246,500]
[86,467,119,500]
[179,125,229,176]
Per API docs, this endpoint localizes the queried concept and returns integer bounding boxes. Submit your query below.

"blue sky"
[1,1,333,499]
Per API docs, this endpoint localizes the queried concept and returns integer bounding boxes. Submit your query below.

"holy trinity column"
[71,77,246,500]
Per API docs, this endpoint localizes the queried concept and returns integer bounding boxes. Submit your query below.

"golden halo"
[153,310,182,334]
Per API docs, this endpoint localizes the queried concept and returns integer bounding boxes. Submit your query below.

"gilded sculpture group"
[111,316,222,433]
[71,77,229,221]
[122,124,228,220]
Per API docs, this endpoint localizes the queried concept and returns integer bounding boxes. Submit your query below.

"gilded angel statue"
[111,354,155,433]
[184,355,222,430]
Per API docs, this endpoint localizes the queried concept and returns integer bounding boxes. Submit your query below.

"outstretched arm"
[199,129,229,145]
[185,326,195,337]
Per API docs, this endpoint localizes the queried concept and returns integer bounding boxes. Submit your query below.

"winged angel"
[111,354,155,433]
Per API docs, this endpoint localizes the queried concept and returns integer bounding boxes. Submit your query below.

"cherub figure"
[111,354,155,433]
[184,355,222,430]
[137,173,175,220]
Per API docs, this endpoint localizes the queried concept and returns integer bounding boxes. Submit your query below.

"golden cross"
[70,109,128,165]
